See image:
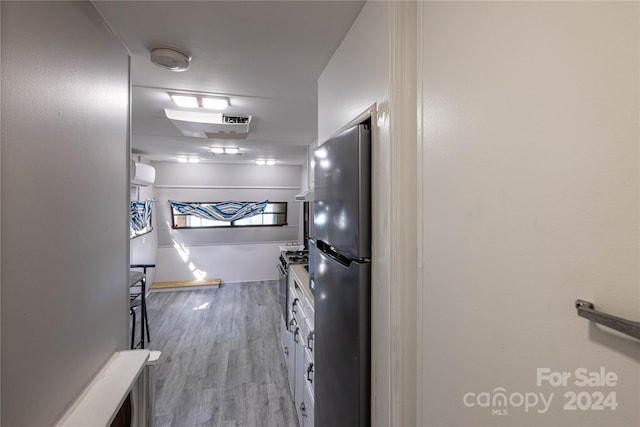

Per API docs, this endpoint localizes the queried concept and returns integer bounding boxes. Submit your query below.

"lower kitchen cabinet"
[282,265,315,427]
[302,368,315,427]
[286,313,298,395]
[292,318,315,426]
[280,314,291,363]
[294,328,306,420]
[280,311,296,394]
[299,346,315,427]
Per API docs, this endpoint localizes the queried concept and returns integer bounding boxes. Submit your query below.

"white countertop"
[290,264,313,303]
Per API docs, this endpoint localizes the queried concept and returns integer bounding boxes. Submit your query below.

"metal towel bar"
[575,299,640,341]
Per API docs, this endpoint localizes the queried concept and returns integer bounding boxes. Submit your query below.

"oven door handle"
[277,263,287,276]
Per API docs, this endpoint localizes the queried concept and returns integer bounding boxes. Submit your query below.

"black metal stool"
[129,264,155,349]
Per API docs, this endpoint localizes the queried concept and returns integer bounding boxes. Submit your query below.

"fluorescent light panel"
[202,97,229,110]
[170,93,230,110]
[170,94,199,108]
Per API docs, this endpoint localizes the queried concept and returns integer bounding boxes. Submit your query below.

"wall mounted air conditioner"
[164,109,252,139]
[131,162,155,186]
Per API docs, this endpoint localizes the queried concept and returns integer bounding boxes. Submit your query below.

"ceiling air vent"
[164,109,252,139]
[222,115,250,124]
[205,115,252,139]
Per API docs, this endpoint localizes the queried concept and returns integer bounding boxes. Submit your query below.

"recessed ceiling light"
[255,159,266,165]
[266,160,276,166]
[177,157,189,163]
[202,96,230,110]
[188,157,200,163]
[210,147,225,154]
[170,94,199,108]
[224,147,239,154]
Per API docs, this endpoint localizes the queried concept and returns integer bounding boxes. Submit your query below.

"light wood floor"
[145,280,298,427]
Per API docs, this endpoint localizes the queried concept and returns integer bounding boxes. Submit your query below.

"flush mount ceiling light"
[177,157,200,163]
[150,47,191,72]
[170,93,230,110]
[256,159,276,166]
[210,147,242,156]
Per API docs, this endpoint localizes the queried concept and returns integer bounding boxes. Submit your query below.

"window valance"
[168,200,269,222]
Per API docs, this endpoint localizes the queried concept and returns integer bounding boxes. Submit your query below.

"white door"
[419,2,639,426]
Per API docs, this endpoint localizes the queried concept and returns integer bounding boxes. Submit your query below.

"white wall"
[318,2,395,425]
[419,2,639,426]
[318,2,389,145]
[1,2,130,425]
[152,161,303,283]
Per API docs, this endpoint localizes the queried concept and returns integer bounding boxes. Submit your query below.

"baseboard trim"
[149,279,222,291]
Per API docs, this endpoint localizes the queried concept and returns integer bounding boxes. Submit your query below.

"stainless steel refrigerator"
[311,122,371,427]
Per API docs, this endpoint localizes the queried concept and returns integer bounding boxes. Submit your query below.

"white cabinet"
[301,346,315,427]
[294,331,306,419]
[280,315,291,364]
[293,309,315,426]
[282,265,315,427]
[287,313,298,395]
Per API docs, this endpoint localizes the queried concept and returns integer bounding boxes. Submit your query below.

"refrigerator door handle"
[317,241,354,267]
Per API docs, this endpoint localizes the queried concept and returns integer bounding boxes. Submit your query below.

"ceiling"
[93,1,365,165]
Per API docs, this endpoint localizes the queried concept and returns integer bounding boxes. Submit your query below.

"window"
[171,201,287,229]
